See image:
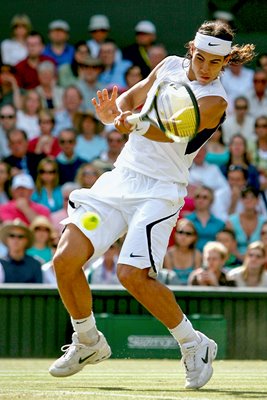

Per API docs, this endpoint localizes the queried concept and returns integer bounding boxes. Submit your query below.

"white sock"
[71,313,99,345]
[169,315,201,345]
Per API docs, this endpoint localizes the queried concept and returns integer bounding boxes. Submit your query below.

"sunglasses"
[59,139,75,144]
[235,106,247,110]
[39,119,53,124]
[195,194,210,200]
[247,252,263,259]
[255,124,267,128]
[261,231,267,235]
[39,169,56,174]
[34,226,50,232]
[82,171,98,176]
[8,233,26,239]
[108,138,123,143]
[0,115,15,119]
[176,230,195,236]
[254,79,266,83]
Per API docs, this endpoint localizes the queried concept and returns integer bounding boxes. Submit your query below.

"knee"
[117,264,147,291]
[53,251,67,278]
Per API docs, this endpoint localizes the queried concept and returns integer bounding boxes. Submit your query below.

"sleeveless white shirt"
[115,56,227,185]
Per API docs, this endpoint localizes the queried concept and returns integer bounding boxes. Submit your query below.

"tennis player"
[49,20,255,389]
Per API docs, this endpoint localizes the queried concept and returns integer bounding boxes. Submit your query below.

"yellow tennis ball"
[80,211,101,230]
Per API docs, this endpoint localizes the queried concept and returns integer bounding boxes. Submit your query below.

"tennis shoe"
[180,331,217,389]
[49,331,111,377]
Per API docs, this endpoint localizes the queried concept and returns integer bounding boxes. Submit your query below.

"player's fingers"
[91,97,99,107]
[102,88,109,101]
[110,86,118,101]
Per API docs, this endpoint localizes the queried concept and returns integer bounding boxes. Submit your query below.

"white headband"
[194,32,232,56]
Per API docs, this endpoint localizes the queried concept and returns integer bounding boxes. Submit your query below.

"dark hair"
[227,134,251,166]
[216,227,236,241]
[7,128,28,141]
[227,164,248,181]
[27,30,45,44]
[241,185,260,198]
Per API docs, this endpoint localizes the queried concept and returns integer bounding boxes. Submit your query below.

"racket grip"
[126,113,141,126]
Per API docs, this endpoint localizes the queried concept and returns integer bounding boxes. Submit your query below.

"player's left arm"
[197,96,227,132]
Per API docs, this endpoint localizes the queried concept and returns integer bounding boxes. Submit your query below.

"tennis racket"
[126,80,200,143]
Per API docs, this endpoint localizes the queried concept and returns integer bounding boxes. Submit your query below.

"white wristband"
[133,120,150,136]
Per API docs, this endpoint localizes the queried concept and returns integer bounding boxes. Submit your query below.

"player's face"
[190,48,228,85]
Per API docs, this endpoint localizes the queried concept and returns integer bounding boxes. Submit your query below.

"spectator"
[0,104,17,158]
[124,65,143,89]
[227,241,267,287]
[221,134,260,191]
[256,53,267,78]
[161,218,202,285]
[205,126,229,167]
[221,96,255,145]
[0,161,11,205]
[226,186,267,258]
[122,20,157,78]
[97,128,126,170]
[0,64,22,109]
[75,55,105,112]
[260,221,267,269]
[32,157,63,213]
[15,31,55,90]
[74,111,106,162]
[51,182,80,234]
[186,185,225,252]
[247,69,267,118]
[216,228,242,270]
[188,145,230,221]
[27,216,54,264]
[188,241,235,286]
[4,128,44,180]
[58,40,90,88]
[147,43,168,70]
[53,85,83,136]
[225,164,248,215]
[87,242,121,285]
[16,89,42,140]
[1,14,32,66]
[43,20,74,67]
[87,14,121,61]
[0,218,42,283]
[75,162,102,189]
[41,230,60,284]
[98,40,132,88]
[36,61,64,111]
[28,109,60,157]
[56,128,86,184]
[0,173,50,225]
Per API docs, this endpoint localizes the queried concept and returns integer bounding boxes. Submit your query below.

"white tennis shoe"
[49,331,111,377]
[180,331,217,389]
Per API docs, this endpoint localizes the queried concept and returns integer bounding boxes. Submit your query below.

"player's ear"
[223,55,231,66]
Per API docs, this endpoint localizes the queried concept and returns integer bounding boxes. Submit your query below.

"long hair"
[35,157,59,193]
[243,241,266,284]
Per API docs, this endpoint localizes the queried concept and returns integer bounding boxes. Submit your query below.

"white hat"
[49,19,70,32]
[12,174,35,190]
[135,20,156,34]
[213,10,234,22]
[88,15,110,31]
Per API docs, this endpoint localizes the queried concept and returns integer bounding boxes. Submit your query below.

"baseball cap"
[49,19,70,32]
[80,55,103,67]
[135,20,156,34]
[88,15,110,31]
[12,174,35,190]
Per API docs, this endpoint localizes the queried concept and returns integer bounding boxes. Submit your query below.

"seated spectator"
[226,186,267,258]
[0,161,11,205]
[247,69,267,118]
[216,228,243,270]
[188,241,235,286]
[0,218,42,283]
[74,110,106,162]
[0,173,50,225]
[43,20,74,67]
[160,218,202,285]
[227,241,267,287]
[0,64,22,109]
[260,221,267,269]
[56,128,86,184]
[0,104,17,159]
[53,85,83,136]
[221,134,260,191]
[4,128,44,180]
[147,43,168,70]
[41,230,60,284]
[32,158,63,213]
[87,242,121,285]
[28,109,60,157]
[58,40,90,88]
[75,162,102,189]
[27,216,54,264]
[96,128,126,170]
[35,61,64,111]
[16,89,42,140]
[51,182,80,234]
[124,65,143,90]
[1,13,31,66]
[256,53,267,78]
[205,126,229,167]
[225,164,249,215]
[186,185,225,252]
[221,96,255,145]
[15,31,55,90]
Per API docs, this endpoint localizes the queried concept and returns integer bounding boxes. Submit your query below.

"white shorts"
[62,167,186,277]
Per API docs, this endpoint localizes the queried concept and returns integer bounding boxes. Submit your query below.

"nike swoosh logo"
[79,352,96,364]
[76,320,87,324]
[130,252,144,258]
[208,42,219,46]
[201,347,209,364]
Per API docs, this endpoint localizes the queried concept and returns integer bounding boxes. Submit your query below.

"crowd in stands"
[0,12,267,288]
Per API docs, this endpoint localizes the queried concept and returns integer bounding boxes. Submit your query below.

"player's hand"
[91,86,120,124]
[114,111,134,134]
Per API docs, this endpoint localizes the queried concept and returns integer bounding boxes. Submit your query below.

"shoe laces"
[182,344,197,372]
[61,334,87,360]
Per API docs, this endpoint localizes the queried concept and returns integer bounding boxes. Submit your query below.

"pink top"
[0,200,50,225]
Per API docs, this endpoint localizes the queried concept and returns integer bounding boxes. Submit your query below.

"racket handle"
[126,113,141,126]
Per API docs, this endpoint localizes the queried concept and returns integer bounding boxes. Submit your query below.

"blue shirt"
[43,44,75,66]
[186,212,225,251]
[75,135,108,163]
[31,186,63,212]
[0,254,42,283]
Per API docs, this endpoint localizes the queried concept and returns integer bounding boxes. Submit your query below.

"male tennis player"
[49,20,254,389]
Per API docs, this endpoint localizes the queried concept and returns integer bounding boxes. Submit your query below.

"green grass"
[0,359,267,400]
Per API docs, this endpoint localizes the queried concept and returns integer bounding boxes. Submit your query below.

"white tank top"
[115,56,228,185]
